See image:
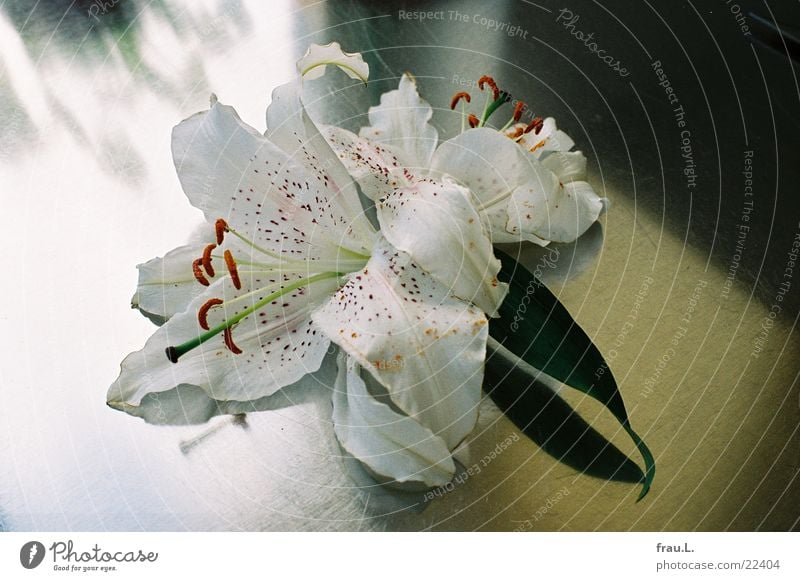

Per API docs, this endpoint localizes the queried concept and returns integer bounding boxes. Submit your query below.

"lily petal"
[376,179,508,316]
[430,128,548,243]
[541,150,588,183]
[133,243,217,324]
[108,269,340,411]
[172,100,367,262]
[359,73,438,172]
[110,353,338,425]
[332,352,455,487]
[266,80,376,251]
[507,165,605,244]
[323,125,414,201]
[313,237,487,450]
[296,41,369,82]
[525,117,575,159]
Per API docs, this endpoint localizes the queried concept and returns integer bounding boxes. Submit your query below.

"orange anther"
[192,259,210,286]
[450,91,471,110]
[223,328,243,354]
[513,101,526,122]
[525,117,544,134]
[201,243,216,277]
[215,218,228,245]
[198,298,223,330]
[224,249,241,290]
[478,75,500,100]
[468,114,480,128]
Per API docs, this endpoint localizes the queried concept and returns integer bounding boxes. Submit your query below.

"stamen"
[201,244,216,277]
[450,92,471,110]
[223,328,243,355]
[165,271,343,363]
[198,298,224,330]
[525,117,544,134]
[478,75,500,100]
[192,259,210,286]
[513,101,526,122]
[215,218,228,245]
[224,249,241,290]
[468,114,480,128]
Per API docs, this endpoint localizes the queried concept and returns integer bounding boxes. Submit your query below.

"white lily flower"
[109,43,503,488]
[324,72,607,245]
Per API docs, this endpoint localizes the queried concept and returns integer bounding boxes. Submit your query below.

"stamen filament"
[450,92,472,134]
[226,225,285,261]
[335,246,371,261]
[165,271,344,363]
[225,222,369,266]
[234,261,366,274]
[500,101,527,132]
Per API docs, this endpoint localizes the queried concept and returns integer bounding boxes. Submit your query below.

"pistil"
[165,271,344,363]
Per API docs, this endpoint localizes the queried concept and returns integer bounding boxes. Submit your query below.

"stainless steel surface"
[0,0,798,531]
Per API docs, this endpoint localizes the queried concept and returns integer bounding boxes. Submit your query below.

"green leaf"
[484,350,644,483]
[489,247,655,500]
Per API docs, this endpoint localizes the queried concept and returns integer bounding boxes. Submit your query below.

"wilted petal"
[313,238,486,450]
[507,164,605,244]
[359,73,438,172]
[332,352,455,487]
[541,150,588,182]
[297,41,369,82]
[429,128,548,244]
[376,179,508,316]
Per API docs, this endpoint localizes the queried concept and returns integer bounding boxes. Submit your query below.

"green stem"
[480,91,510,127]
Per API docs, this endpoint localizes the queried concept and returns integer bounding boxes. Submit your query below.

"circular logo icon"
[20,541,45,569]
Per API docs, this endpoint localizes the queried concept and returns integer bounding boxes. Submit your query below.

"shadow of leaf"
[484,351,644,484]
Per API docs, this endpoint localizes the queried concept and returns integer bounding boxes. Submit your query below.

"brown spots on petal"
[472,318,488,335]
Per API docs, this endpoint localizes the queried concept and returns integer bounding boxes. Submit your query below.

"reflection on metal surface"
[0,0,797,531]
